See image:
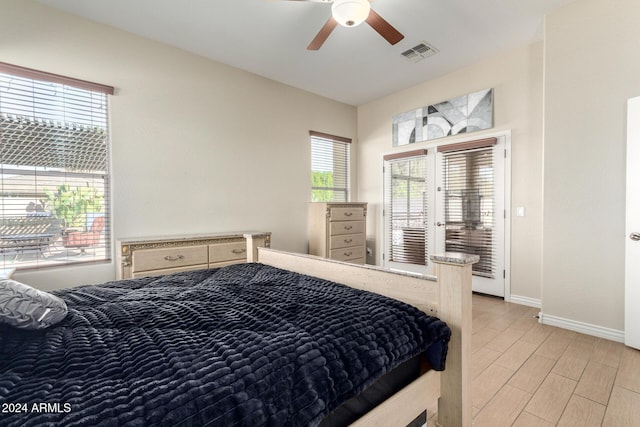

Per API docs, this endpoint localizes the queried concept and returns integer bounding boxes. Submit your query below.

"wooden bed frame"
[254,247,477,427]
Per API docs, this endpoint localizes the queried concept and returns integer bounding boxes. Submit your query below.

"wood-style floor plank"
[472,364,515,409]
[615,346,640,394]
[472,327,501,353]
[524,373,577,423]
[551,351,588,381]
[534,329,575,361]
[472,347,502,379]
[556,394,606,427]
[485,327,526,353]
[507,354,556,394]
[592,338,625,368]
[495,339,540,372]
[573,361,617,405]
[472,385,531,427]
[512,411,555,427]
[520,322,554,346]
[602,386,640,426]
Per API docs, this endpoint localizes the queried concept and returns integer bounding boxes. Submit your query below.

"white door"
[625,96,640,350]
[435,137,507,297]
[383,152,433,275]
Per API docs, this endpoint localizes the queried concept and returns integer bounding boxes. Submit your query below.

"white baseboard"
[538,312,625,343]
[508,295,541,308]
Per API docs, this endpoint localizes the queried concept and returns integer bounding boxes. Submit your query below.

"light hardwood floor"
[432,294,640,426]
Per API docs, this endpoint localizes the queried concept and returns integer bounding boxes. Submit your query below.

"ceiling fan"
[285,0,404,50]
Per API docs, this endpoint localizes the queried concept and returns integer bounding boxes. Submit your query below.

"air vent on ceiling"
[401,41,439,63]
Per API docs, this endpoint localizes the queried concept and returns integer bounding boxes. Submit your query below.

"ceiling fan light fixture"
[331,0,371,27]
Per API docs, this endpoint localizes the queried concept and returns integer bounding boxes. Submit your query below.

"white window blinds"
[0,62,113,270]
[310,131,351,202]
[384,150,429,266]
[440,141,496,277]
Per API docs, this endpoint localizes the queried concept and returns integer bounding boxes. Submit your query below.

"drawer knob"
[232,249,247,254]
[344,239,353,243]
[164,255,185,261]
[344,251,353,256]
[344,212,353,216]
[344,226,353,230]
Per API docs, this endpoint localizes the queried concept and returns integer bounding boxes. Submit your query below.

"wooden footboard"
[256,248,477,427]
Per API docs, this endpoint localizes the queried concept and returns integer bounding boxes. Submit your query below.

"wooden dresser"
[308,202,367,264]
[117,231,271,279]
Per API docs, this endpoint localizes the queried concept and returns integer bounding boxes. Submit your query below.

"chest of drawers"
[117,231,271,279]
[308,202,367,264]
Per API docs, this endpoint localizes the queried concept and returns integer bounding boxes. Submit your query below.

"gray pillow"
[0,279,68,330]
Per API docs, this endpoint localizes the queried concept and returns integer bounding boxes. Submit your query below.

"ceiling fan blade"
[366,9,404,45]
[307,17,338,50]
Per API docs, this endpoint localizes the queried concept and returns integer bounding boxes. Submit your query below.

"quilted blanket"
[0,263,451,426]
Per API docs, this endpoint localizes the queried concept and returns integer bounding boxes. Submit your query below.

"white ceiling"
[36,0,575,106]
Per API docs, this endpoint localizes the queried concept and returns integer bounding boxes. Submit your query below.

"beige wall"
[542,0,640,331]
[2,0,356,290]
[357,43,544,301]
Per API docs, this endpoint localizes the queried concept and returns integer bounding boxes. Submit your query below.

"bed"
[0,248,475,426]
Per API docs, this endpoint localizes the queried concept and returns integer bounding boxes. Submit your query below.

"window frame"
[383,149,429,267]
[0,62,114,271]
[310,130,352,203]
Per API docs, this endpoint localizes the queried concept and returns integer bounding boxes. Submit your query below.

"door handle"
[437,222,446,227]
[631,232,640,241]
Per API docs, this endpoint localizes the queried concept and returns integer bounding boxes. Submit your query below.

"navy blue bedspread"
[0,263,450,426]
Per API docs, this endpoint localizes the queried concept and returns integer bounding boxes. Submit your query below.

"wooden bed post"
[244,232,271,262]
[431,253,478,427]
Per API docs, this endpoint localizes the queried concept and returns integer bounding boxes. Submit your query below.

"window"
[310,131,351,202]
[383,150,430,266]
[0,62,114,270]
[440,146,496,278]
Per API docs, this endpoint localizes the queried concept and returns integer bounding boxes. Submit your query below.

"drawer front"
[330,233,365,250]
[132,264,208,278]
[209,241,247,263]
[329,220,365,236]
[329,207,365,221]
[132,245,208,272]
[330,246,365,262]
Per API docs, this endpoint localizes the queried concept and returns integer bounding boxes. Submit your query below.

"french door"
[384,135,508,297]
[384,150,431,275]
